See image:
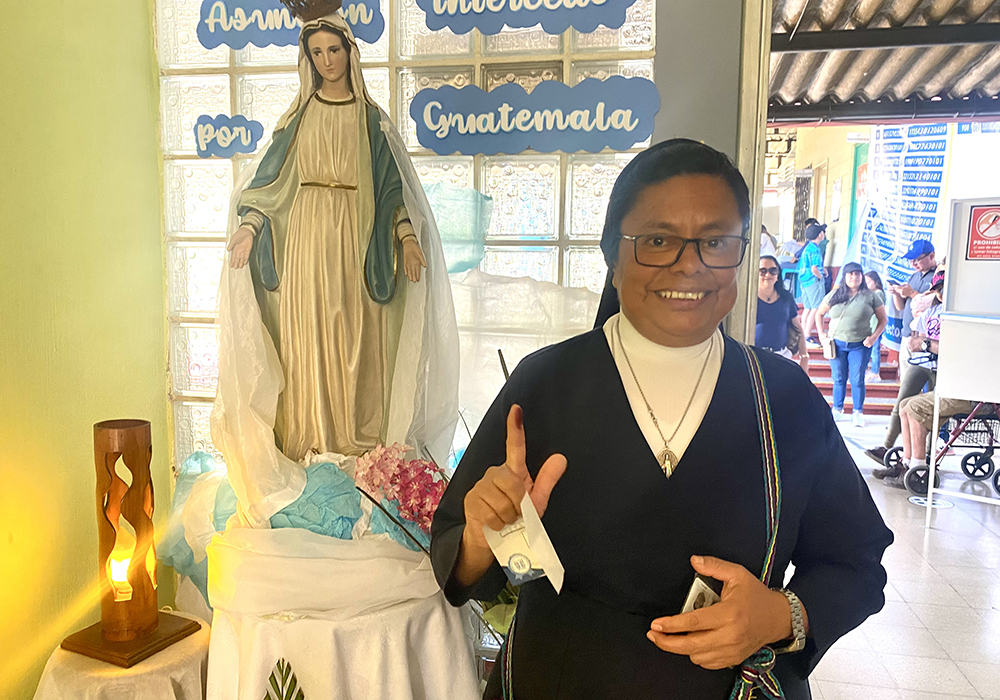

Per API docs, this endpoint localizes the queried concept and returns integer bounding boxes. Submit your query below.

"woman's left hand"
[863,334,877,348]
[647,555,794,670]
[402,238,427,283]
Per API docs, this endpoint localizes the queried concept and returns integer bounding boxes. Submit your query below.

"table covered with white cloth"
[33,612,209,700]
[205,527,479,700]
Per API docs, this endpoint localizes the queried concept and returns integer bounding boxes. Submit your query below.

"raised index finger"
[505,404,530,482]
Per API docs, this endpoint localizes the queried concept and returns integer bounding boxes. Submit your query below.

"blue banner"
[857,124,952,350]
[410,77,659,156]
[198,0,384,49]
[957,121,1000,135]
[195,115,265,157]
[416,0,637,35]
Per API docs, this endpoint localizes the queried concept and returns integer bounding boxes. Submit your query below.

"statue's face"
[307,30,350,86]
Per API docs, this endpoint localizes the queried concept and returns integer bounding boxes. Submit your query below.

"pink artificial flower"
[355,444,447,534]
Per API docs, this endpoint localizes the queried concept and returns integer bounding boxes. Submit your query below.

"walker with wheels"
[884,402,999,496]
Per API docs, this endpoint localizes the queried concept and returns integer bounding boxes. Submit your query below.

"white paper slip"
[482,493,564,593]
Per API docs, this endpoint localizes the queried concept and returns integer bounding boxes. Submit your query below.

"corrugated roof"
[769,0,1000,109]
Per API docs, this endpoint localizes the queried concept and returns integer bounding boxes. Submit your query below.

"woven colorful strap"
[500,344,785,700]
[501,616,516,700]
[729,344,785,700]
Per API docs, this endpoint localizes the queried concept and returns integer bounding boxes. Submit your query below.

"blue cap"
[902,239,934,260]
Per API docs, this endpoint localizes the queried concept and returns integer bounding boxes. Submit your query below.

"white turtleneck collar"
[603,312,724,475]
[615,311,716,362]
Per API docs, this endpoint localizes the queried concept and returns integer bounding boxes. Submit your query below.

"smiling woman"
[431,139,893,700]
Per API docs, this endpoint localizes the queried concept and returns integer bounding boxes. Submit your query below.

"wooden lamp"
[61,420,199,668]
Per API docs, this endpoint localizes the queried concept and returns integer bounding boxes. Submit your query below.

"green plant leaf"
[264,658,306,700]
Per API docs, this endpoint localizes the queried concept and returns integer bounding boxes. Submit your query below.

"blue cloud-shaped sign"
[195,114,265,158]
[416,0,637,35]
[198,0,384,50]
[410,77,660,156]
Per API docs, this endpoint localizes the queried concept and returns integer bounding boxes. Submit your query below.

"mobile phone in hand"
[681,574,723,613]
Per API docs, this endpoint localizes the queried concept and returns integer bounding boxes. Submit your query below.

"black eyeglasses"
[759,266,780,276]
[620,234,749,269]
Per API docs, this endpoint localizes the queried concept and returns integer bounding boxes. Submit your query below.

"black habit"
[431,330,893,700]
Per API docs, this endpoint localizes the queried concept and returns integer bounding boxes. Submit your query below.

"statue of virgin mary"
[211,11,459,527]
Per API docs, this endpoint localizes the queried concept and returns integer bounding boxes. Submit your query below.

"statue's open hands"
[227,226,254,269]
[402,237,427,283]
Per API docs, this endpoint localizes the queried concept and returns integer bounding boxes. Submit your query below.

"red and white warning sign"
[967,206,1000,260]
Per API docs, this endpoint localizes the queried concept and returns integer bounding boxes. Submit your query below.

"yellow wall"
[0,2,171,697]
[795,125,870,266]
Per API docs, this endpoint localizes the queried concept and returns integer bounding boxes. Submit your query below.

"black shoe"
[884,473,907,489]
[865,446,888,466]
[873,465,903,480]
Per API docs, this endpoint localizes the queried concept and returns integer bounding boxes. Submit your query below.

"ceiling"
[768,0,1000,122]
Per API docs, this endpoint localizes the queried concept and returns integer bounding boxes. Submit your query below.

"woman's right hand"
[456,405,567,586]
[227,225,254,269]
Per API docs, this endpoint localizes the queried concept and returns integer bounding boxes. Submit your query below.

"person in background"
[876,269,946,482]
[888,240,938,364]
[756,255,808,372]
[776,218,818,265]
[777,237,805,263]
[817,262,888,427]
[819,232,834,294]
[864,271,885,383]
[864,240,938,465]
[760,224,778,258]
[798,224,827,347]
[886,390,984,489]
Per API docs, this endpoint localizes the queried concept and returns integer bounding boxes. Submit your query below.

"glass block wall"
[157,0,654,467]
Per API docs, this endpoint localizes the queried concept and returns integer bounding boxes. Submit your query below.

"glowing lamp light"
[108,555,132,602]
[61,420,198,667]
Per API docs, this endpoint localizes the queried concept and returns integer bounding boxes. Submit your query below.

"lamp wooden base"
[61,611,201,668]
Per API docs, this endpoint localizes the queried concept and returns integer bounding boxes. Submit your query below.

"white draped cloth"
[33,614,210,700]
[205,529,479,700]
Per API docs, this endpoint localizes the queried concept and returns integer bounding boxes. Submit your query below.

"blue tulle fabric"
[369,498,430,552]
[158,452,216,603]
[269,462,363,538]
[423,182,491,274]
[159,453,428,605]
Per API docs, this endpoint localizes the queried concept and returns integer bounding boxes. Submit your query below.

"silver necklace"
[616,323,714,477]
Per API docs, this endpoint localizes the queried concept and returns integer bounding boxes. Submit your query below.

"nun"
[431,139,892,700]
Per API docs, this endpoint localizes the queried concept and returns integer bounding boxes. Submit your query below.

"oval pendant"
[657,447,678,477]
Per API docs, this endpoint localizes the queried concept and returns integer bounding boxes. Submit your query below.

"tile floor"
[808,415,1000,699]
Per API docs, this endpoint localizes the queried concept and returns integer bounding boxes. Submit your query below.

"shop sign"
[410,77,660,156]
[197,0,384,49]
[967,206,1000,260]
[416,0,638,35]
[194,114,265,157]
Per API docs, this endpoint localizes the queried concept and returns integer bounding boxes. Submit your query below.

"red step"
[795,344,899,417]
